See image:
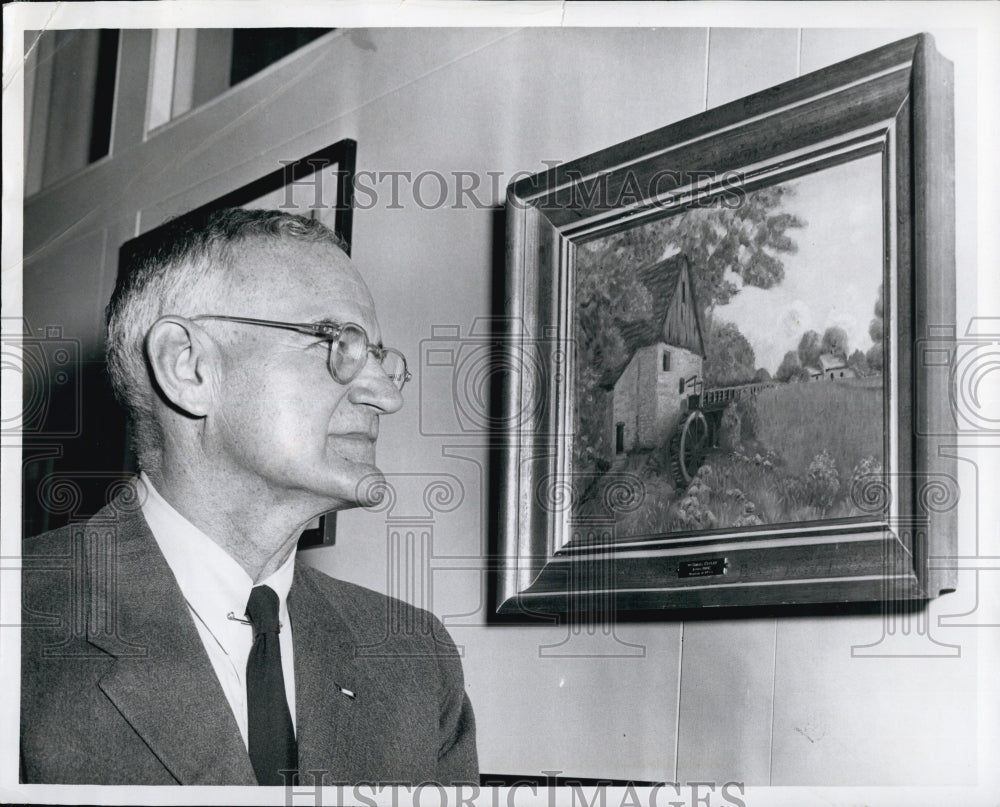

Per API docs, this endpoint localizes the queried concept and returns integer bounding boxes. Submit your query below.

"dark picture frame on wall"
[497,35,956,614]
[117,138,357,549]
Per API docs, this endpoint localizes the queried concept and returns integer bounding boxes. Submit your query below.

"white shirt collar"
[138,472,296,650]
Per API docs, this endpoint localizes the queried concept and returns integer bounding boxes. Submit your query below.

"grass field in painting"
[579,376,886,540]
[753,376,883,478]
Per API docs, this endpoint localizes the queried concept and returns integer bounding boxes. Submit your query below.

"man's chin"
[317,446,386,507]
[351,465,389,508]
[315,460,387,509]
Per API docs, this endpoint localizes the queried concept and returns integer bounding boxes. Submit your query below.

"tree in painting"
[775,350,803,383]
[867,283,885,372]
[821,325,849,359]
[847,348,872,377]
[703,321,757,386]
[797,330,822,369]
[582,185,805,324]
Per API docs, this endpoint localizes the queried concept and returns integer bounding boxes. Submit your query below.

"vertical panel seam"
[767,618,777,785]
[796,28,803,78]
[702,29,711,111]
[673,621,684,781]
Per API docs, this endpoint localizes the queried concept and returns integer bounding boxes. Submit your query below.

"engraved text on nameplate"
[678,558,728,578]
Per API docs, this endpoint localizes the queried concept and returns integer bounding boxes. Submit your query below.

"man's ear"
[145,317,218,417]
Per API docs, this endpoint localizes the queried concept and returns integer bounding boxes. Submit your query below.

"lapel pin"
[335,683,356,699]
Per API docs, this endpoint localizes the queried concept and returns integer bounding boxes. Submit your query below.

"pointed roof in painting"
[605,253,707,387]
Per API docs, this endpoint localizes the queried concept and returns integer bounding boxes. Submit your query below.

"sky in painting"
[713,153,884,373]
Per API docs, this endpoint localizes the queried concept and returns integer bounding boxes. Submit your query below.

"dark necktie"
[245,585,298,785]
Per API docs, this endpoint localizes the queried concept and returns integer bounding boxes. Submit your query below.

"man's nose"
[347,360,404,414]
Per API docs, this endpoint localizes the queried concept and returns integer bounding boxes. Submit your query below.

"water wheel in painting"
[670,410,709,487]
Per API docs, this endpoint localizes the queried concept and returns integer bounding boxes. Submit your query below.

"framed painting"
[117,139,356,549]
[497,35,956,614]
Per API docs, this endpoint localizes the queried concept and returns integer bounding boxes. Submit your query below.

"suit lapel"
[86,496,256,785]
[289,567,377,782]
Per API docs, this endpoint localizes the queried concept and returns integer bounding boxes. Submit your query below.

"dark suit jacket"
[20,491,478,785]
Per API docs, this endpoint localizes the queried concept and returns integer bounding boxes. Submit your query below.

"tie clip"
[226,612,283,630]
[336,683,356,699]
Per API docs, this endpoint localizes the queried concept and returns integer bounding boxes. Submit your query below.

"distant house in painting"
[819,352,855,380]
[611,255,706,456]
[803,353,857,381]
[804,353,856,381]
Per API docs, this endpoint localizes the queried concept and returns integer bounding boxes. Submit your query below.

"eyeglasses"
[191,315,411,390]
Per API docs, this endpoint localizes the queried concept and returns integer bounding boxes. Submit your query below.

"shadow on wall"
[21,357,130,537]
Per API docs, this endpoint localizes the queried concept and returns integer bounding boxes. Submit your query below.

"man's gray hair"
[106,207,347,470]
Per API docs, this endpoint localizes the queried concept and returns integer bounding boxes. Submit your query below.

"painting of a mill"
[571,156,887,538]
[611,256,704,461]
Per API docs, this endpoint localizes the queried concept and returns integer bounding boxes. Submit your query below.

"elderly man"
[20,209,478,785]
